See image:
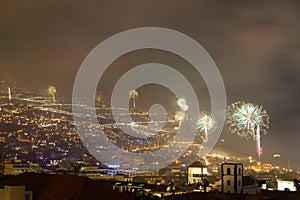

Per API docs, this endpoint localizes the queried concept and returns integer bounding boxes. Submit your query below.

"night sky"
[0,1,299,169]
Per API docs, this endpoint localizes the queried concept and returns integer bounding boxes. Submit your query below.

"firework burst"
[195,112,216,142]
[176,97,189,111]
[48,86,57,103]
[129,90,138,110]
[177,97,186,107]
[227,101,270,160]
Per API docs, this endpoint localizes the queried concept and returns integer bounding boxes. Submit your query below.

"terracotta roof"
[188,161,206,168]
[0,172,130,200]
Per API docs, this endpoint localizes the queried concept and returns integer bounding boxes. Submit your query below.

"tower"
[221,163,243,194]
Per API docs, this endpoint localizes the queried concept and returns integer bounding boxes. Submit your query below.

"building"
[221,163,243,194]
[79,165,99,173]
[133,175,165,185]
[4,160,40,175]
[0,173,131,200]
[277,178,297,191]
[78,166,143,181]
[187,161,208,184]
[242,175,261,194]
[78,165,114,181]
[112,181,166,197]
[78,172,114,181]
[113,182,146,193]
[78,166,114,181]
[0,157,4,177]
[98,168,157,177]
[0,186,32,200]
[114,174,133,182]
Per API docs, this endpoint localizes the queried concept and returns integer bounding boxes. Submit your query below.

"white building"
[277,179,297,191]
[221,163,243,194]
[187,161,208,184]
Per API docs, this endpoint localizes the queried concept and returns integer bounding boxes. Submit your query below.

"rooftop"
[0,172,130,200]
[188,161,207,168]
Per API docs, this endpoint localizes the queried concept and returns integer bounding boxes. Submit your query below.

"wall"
[1,186,25,200]
[187,167,207,184]
[222,163,243,194]
[277,181,297,191]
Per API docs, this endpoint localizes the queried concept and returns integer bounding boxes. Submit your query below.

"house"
[277,178,297,191]
[187,161,208,184]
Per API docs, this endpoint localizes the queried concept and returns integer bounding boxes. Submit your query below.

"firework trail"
[177,97,189,111]
[195,112,216,142]
[227,102,270,160]
[174,111,185,127]
[129,90,138,110]
[48,86,57,104]
[8,87,11,101]
[176,97,189,123]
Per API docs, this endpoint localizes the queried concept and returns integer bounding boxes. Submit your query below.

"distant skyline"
[0,1,299,169]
